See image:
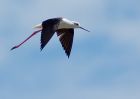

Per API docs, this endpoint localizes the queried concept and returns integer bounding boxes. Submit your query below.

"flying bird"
[11,17,90,58]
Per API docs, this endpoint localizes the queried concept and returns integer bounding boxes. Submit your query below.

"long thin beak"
[79,27,90,32]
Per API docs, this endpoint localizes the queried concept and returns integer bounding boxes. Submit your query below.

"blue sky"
[0,0,140,99]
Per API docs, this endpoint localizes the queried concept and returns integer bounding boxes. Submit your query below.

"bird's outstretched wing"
[56,29,74,58]
[41,18,61,50]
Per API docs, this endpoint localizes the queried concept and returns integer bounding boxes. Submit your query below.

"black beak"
[80,27,90,32]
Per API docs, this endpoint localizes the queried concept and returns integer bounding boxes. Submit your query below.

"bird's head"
[33,23,42,29]
[73,21,90,32]
[72,21,80,28]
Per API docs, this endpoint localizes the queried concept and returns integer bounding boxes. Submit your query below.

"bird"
[11,17,90,58]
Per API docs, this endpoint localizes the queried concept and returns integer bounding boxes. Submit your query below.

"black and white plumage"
[11,17,90,58]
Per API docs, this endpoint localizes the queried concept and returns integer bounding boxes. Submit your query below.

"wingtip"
[68,56,70,59]
[40,45,45,52]
[67,53,70,59]
[40,46,43,51]
[40,48,43,52]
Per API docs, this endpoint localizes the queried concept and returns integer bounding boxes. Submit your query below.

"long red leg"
[11,30,42,50]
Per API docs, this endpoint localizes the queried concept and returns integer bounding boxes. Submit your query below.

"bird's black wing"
[56,29,74,58]
[41,18,61,50]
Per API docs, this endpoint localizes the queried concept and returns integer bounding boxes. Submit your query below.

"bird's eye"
[74,23,79,26]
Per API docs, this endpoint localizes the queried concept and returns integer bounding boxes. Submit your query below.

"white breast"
[58,18,75,29]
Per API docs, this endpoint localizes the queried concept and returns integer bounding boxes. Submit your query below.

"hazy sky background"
[0,0,140,99]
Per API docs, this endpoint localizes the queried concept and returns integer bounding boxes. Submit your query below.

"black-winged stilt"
[11,17,90,58]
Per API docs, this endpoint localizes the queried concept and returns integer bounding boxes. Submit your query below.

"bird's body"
[35,18,79,29]
[58,18,77,29]
[11,17,89,58]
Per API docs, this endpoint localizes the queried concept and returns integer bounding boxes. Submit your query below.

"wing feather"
[41,18,61,50]
[56,29,74,58]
